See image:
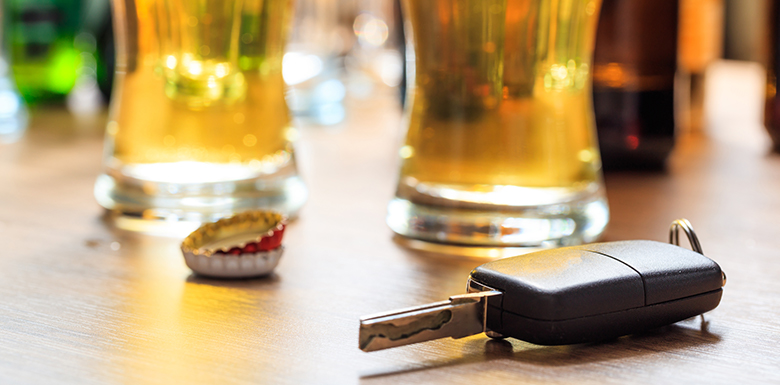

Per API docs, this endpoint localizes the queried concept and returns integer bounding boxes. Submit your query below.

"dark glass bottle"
[766,0,780,152]
[87,0,114,102]
[394,0,405,107]
[592,0,679,170]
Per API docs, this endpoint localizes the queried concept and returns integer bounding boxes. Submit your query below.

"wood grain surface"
[1,93,779,384]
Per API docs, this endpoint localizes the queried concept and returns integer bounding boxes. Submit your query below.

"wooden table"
[1,95,779,384]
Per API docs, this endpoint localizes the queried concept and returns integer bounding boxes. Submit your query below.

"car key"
[359,219,726,352]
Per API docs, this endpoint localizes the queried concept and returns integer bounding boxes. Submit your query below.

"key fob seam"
[582,249,650,306]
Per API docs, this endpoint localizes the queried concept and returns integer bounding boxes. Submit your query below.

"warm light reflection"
[187,60,203,76]
[353,13,389,47]
[593,62,630,88]
[121,156,291,184]
[400,177,601,207]
[214,63,228,78]
[165,55,177,69]
[282,52,323,85]
[110,234,281,383]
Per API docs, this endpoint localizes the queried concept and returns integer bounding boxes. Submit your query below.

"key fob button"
[470,248,644,320]
[575,240,724,305]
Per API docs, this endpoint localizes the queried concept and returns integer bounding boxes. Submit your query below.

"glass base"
[392,235,547,260]
[387,186,609,247]
[95,161,307,235]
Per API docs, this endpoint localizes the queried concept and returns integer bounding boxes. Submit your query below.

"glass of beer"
[95,0,307,231]
[387,0,609,247]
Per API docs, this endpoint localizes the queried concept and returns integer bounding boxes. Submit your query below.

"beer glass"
[95,0,307,230]
[388,0,609,247]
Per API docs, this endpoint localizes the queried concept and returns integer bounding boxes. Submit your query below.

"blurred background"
[1,0,779,160]
[0,0,405,131]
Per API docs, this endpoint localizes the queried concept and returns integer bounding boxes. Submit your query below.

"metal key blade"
[359,291,502,352]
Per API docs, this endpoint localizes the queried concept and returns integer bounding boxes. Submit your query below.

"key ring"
[669,218,703,254]
[669,218,726,286]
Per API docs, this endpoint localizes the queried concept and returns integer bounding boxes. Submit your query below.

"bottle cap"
[181,211,287,278]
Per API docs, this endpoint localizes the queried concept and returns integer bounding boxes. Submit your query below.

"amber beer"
[388,0,608,246]
[95,0,306,229]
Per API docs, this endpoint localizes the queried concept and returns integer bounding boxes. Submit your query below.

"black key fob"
[468,240,725,345]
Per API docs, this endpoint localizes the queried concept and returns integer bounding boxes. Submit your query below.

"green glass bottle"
[3,0,83,103]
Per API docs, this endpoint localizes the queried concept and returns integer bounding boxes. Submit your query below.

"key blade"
[359,291,501,352]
